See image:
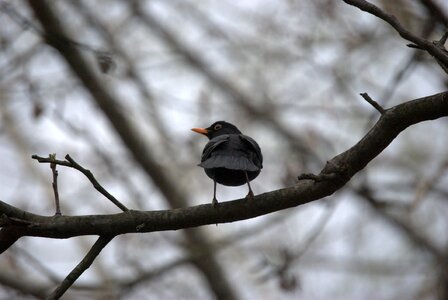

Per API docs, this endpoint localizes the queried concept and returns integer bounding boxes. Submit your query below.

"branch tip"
[407,43,423,50]
[360,93,385,114]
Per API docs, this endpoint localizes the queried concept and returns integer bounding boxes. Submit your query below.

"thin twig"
[49,154,61,216]
[46,235,113,300]
[32,154,129,212]
[360,93,386,114]
[64,155,129,212]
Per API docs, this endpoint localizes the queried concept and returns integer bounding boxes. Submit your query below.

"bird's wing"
[201,135,230,162]
[239,134,263,169]
[199,134,262,171]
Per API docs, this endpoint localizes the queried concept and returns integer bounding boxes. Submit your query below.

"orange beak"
[191,127,209,136]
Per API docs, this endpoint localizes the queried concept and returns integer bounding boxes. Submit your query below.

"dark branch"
[64,155,129,212]
[1,91,447,241]
[360,93,386,115]
[32,154,129,212]
[46,235,113,300]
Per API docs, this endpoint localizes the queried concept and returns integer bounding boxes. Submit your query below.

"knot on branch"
[298,159,352,188]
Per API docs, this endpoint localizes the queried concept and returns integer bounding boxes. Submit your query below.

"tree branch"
[360,93,386,115]
[1,91,447,242]
[32,154,129,212]
[46,235,113,300]
[49,154,62,216]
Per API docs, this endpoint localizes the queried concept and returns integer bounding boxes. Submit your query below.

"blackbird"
[192,121,263,206]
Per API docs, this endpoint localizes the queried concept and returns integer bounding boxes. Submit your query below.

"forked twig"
[32,154,129,212]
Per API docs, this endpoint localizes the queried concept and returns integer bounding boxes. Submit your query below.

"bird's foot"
[212,197,219,207]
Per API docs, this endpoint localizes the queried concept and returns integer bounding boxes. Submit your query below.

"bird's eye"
[214,124,222,130]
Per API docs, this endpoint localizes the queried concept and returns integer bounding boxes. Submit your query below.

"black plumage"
[192,121,263,205]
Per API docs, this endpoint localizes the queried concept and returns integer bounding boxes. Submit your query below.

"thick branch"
[1,91,447,240]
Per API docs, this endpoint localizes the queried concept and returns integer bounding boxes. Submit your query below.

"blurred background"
[1,0,448,299]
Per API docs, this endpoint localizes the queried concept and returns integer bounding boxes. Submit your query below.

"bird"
[191,121,263,206]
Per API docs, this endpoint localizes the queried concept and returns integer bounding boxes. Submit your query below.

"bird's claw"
[212,198,219,207]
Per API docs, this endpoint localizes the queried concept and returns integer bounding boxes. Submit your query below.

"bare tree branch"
[32,154,129,212]
[46,235,114,300]
[360,93,385,115]
[1,91,447,243]
[49,154,62,216]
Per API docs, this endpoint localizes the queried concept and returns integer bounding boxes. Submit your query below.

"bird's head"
[191,121,242,139]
